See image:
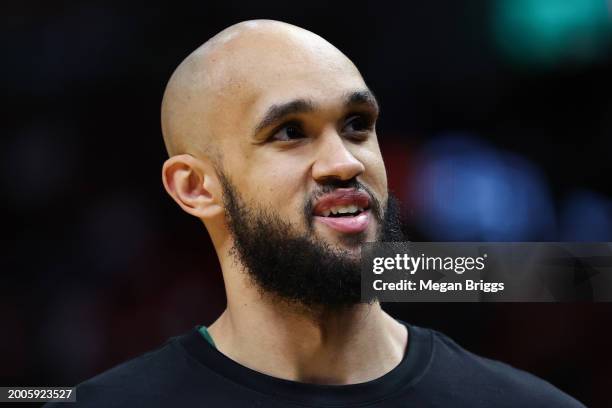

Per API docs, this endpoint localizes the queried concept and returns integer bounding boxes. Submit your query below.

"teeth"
[326,205,363,216]
[318,204,367,217]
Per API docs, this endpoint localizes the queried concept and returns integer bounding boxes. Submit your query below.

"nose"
[311,131,365,183]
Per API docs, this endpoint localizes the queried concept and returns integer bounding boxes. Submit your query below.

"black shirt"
[45,322,584,407]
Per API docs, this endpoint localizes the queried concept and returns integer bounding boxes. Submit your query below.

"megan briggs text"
[373,279,505,293]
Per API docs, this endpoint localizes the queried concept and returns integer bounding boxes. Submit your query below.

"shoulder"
[419,326,585,407]
[43,335,195,408]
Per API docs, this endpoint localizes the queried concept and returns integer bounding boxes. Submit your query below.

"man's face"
[209,31,389,256]
[171,26,404,308]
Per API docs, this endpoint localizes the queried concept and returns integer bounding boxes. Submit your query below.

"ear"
[162,154,223,219]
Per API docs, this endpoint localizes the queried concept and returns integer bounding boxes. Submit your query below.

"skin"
[161,20,407,385]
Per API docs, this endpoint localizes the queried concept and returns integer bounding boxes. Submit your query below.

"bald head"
[160,20,364,159]
[161,19,388,272]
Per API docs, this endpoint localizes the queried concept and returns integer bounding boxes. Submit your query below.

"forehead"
[248,70,367,124]
[206,29,367,131]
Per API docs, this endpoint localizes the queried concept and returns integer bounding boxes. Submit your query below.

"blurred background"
[2,0,612,406]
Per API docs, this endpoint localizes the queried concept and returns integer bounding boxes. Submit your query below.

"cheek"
[243,162,310,216]
[361,148,388,193]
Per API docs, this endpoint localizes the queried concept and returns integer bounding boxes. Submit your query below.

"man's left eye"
[343,115,372,133]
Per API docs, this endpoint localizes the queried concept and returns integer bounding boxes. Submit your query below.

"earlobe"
[162,154,223,219]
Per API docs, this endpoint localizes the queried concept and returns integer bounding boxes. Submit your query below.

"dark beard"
[220,173,404,310]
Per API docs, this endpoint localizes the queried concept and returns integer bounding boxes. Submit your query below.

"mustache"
[303,178,384,222]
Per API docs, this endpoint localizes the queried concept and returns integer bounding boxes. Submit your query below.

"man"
[48,20,583,407]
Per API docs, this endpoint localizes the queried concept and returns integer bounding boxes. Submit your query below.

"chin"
[330,232,370,253]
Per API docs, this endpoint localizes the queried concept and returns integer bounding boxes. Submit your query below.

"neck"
[208,268,407,384]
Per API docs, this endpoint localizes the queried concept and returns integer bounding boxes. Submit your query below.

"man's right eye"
[270,123,306,142]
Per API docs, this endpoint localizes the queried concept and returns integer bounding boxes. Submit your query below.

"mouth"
[312,189,372,234]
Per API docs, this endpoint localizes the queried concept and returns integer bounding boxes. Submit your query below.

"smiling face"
[162,21,399,308]
[209,24,388,254]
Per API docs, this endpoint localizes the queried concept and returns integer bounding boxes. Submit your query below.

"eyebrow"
[346,90,379,113]
[252,89,379,136]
